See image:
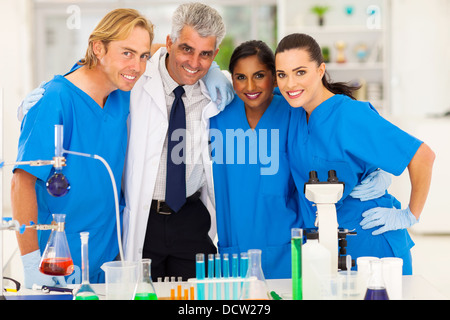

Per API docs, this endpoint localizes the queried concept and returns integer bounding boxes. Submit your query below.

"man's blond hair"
[80,8,154,69]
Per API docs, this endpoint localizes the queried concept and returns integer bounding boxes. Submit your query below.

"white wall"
[390,0,450,117]
[0,0,34,217]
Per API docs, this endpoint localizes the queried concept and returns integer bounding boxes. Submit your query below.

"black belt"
[151,191,201,215]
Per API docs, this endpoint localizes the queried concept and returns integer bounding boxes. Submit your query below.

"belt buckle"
[156,200,171,215]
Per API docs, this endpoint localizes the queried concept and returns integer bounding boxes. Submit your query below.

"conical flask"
[240,249,270,300]
[134,259,157,300]
[74,232,99,300]
[39,214,74,276]
[364,259,389,300]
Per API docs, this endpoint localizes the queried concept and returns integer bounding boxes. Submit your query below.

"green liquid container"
[73,232,99,301]
[134,259,158,300]
[291,228,303,300]
[134,292,158,300]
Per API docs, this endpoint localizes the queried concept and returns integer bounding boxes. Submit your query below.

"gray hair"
[170,2,226,50]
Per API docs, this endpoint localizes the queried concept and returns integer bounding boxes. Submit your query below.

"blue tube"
[240,252,249,278]
[196,253,205,300]
[208,254,214,300]
[215,253,222,300]
[232,253,239,299]
[223,254,230,300]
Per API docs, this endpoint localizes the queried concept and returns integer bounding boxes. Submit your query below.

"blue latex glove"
[203,61,234,111]
[21,249,67,289]
[349,169,392,201]
[17,81,47,121]
[360,206,418,235]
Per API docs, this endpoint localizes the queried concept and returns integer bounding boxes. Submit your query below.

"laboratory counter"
[4,275,448,300]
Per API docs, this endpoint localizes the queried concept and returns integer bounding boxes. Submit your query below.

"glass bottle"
[240,249,270,300]
[39,214,74,276]
[74,232,99,300]
[364,259,389,300]
[134,259,157,300]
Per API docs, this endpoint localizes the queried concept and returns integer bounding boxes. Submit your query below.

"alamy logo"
[167,127,280,176]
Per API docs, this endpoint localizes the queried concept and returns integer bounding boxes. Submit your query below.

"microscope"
[304,170,356,274]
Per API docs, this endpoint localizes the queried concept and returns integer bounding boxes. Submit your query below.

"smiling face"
[165,25,219,85]
[275,48,326,112]
[95,26,151,92]
[232,55,275,113]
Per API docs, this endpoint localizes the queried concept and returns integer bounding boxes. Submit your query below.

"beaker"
[39,214,74,276]
[134,259,157,300]
[74,232,99,300]
[240,249,270,300]
[364,259,389,300]
[101,261,138,300]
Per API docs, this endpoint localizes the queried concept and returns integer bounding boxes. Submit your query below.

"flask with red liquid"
[39,214,74,276]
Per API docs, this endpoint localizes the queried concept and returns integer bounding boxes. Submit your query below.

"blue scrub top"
[288,94,422,274]
[210,94,302,279]
[15,63,130,283]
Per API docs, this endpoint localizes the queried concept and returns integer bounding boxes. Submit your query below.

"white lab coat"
[122,48,220,262]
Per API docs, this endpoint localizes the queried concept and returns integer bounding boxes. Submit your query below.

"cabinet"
[277,0,390,114]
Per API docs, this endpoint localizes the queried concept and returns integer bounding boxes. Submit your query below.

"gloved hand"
[350,169,392,201]
[360,206,418,235]
[21,249,67,289]
[203,61,234,111]
[17,81,47,121]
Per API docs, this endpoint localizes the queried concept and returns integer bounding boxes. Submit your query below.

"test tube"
[223,253,230,300]
[196,253,205,300]
[54,125,64,166]
[208,254,214,300]
[240,252,249,278]
[215,253,222,300]
[232,253,239,299]
[291,228,303,300]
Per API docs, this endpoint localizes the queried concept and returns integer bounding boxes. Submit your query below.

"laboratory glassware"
[74,232,99,300]
[364,259,389,300]
[291,228,303,300]
[46,124,70,197]
[196,253,206,300]
[134,259,157,300]
[46,172,70,197]
[240,249,270,300]
[302,231,332,299]
[101,261,138,300]
[39,214,74,276]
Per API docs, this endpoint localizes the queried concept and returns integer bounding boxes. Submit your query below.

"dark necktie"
[165,85,186,212]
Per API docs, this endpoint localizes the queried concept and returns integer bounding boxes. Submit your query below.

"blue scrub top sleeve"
[15,82,66,182]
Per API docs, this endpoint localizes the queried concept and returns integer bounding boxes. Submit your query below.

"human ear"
[93,40,106,59]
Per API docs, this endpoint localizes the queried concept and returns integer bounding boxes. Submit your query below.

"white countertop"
[4,274,447,300]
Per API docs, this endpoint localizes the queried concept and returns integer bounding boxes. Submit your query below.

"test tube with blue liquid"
[223,253,230,299]
[208,254,214,300]
[215,253,222,300]
[240,252,248,278]
[196,253,205,300]
[232,253,239,299]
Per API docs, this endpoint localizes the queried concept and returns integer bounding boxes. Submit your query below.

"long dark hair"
[229,40,275,76]
[275,33,359,100]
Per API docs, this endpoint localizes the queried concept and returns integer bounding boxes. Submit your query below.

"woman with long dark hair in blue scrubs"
[210,40,300,279]
[275,33,435,275]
